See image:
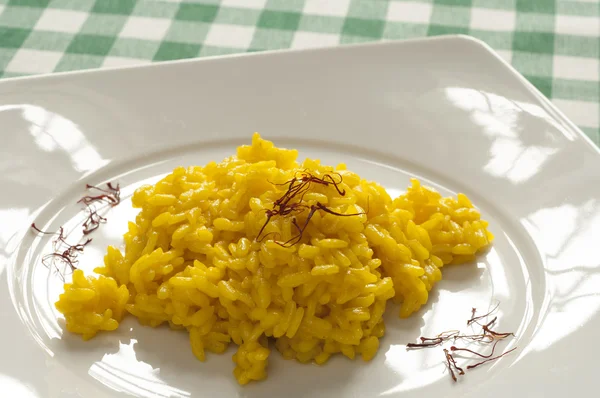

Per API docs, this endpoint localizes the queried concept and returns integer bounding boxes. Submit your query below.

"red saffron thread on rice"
[256,171,365,246]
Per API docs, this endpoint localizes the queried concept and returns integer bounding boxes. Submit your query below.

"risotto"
[55,133,493,385]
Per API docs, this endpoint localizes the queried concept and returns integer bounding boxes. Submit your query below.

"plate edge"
[1,34,597,156]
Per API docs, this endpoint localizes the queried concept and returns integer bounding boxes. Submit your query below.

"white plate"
[1,35,599,398]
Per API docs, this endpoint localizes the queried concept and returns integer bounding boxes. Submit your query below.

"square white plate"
[1,36,599,398]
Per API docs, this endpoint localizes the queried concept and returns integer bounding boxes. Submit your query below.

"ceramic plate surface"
[1,36,599,398]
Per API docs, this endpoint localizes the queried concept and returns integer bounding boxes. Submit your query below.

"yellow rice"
[55,133,493,385]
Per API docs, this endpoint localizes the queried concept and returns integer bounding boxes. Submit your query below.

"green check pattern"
[0,0,598,144]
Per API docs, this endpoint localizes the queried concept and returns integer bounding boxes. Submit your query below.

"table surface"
[0,0,598,145]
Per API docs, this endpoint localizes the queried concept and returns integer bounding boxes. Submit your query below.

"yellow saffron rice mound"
[55,133,493,385]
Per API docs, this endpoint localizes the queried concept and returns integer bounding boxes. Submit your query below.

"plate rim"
[1,34,597,156]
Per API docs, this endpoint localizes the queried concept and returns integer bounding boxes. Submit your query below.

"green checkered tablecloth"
[0,0,598,144]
